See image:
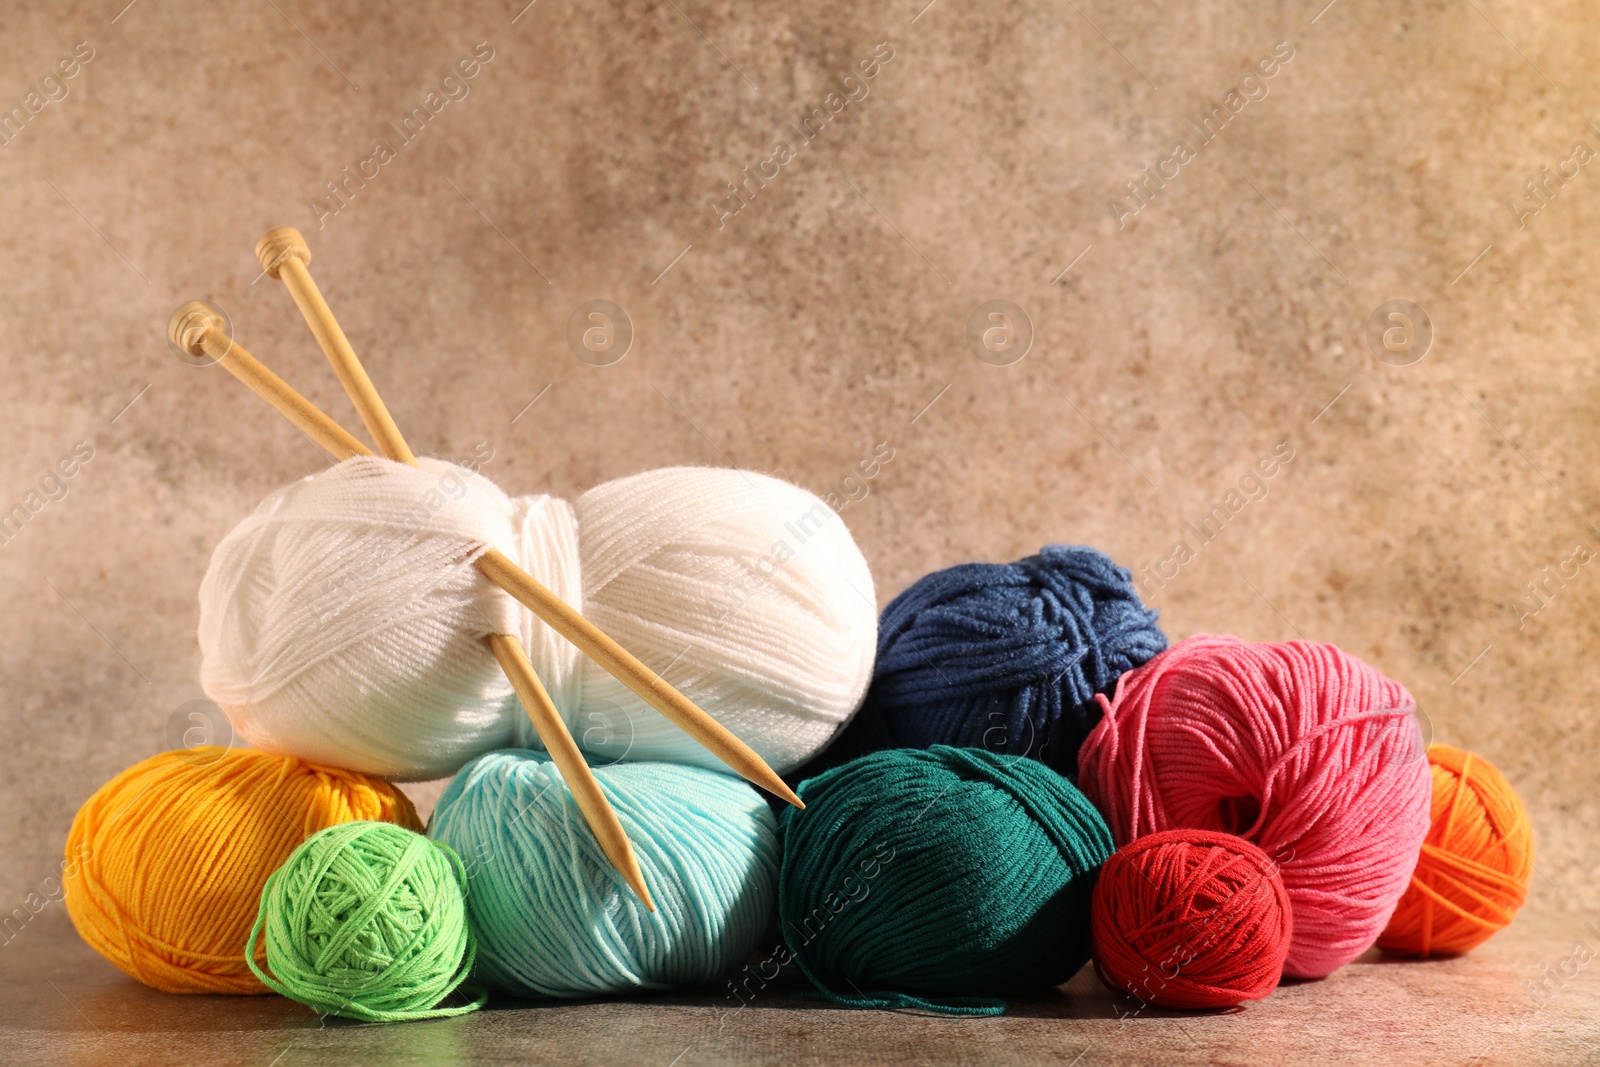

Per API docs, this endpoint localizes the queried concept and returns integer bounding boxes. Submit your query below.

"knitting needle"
[167,305,368,463]
[252,227,804,811]
[236,267,655,913]
[168,301,655,910]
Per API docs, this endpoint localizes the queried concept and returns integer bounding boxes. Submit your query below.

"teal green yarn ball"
[779,746,1114,1014]
[428,749,778,998]
[247,821,483,1022]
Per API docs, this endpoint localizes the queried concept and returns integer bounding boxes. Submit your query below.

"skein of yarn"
[779,746,1114,1015]
[1077,634,1431,980]
[428,749,778,998]
[199,458,877,780]
[64,748,419,994]
[814,546,1165,778]
[248,821,484,1021]
[1377,745,1534,957]
[1091,829,1293,1010]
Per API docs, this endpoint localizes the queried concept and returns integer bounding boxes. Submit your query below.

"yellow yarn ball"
[64,748,419,994]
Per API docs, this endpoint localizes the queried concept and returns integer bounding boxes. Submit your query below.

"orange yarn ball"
[64,747,420,994]
[1377,745,1533,958]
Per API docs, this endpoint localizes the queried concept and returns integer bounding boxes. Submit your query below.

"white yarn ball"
[198,457,877,780]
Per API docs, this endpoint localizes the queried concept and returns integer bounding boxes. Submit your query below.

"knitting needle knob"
[255,227,312,279]
[167,300,233,365]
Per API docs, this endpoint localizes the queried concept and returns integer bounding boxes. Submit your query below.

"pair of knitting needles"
[169,227,802,911]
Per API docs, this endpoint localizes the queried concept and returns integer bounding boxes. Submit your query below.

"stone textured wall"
[1,0,1594,916]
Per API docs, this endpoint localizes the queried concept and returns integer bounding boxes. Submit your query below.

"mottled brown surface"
[3,907,1599,1066]
[1,0,1598,1061]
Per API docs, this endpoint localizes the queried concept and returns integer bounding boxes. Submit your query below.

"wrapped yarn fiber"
[1078,634,1431,979]
[779,746,1113,1015]
[428,749,778,998]
[1378,745,1534,957]
[1091,829,1292,1010]
[198,458,877,780]
[64,748,419,994]
[818,546,1165,778]
[249,821,484,1021]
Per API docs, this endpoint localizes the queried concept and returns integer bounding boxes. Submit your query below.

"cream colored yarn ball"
[198,457,877,780]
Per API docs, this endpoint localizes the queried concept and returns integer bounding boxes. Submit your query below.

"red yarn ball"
[1091,829,1292,1010]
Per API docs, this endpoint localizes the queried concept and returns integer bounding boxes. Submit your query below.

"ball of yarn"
[1077,634,1431,979]
[779,746,1113,1015]
[64,748,419,994]
[1091,829,1292,1010]
[199,458,877,780]
[248,821,484,1021]
[818,546,1165,778]
[428,749,778,997]
[1377,745,1534,957]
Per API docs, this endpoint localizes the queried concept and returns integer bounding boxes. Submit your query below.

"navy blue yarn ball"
[815,546,1166,778]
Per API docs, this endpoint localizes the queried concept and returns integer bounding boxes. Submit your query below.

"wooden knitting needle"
[236,260,655,914]
[168,300,655,910]
[252,227,804,811]
[167,304,369,463]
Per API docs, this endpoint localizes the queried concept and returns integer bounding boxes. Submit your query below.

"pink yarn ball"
[1077,634,1431,979]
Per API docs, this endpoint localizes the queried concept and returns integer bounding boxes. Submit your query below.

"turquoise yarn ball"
[779,746,1114,1014]
[428,749,778,998]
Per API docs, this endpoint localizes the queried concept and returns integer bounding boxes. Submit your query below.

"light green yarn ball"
[248,821,484,1021]
[428,749,778,998]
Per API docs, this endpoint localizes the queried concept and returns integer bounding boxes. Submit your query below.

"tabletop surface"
[5,908,1597,1067]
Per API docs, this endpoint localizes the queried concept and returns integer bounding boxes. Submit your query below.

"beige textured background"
[1,0,1598,1057]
